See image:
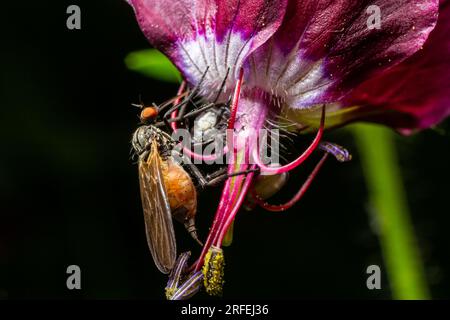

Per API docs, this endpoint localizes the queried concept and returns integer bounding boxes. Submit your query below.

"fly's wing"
[139,141,176,274]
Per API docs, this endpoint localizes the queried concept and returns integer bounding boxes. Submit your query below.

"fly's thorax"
[132,125,175,159]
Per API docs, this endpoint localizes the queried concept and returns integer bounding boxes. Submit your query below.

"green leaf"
[124,49,181,83]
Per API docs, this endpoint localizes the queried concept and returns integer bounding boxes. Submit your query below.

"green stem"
[352,123,430,300]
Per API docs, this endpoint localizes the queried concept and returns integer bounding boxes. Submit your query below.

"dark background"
[1,1,449,299]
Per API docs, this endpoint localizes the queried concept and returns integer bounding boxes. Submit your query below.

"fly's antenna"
[131,94,145,109]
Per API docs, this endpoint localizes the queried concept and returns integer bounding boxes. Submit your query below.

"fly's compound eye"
[140,107,159,123]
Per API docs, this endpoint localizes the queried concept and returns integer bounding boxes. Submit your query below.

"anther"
[202,246,225,296]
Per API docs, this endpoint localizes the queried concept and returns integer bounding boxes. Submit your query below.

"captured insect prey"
[130,87,253,274]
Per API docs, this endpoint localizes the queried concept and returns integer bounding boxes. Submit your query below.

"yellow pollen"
[165,286,176,300]
[202,246,225,296]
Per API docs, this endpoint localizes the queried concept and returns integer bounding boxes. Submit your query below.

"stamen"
[202,246,225,296]
[228,68,244,130]
[216,164,256,245]
[193,71,246,271]
[318,141,352,162]
[212,161,247,246]
[193,186,230,271]
[193,146,237,272]
[251,152,329,212]
[169,271,204,300]
[165,251,190,299]
[253,105,326,174]
[210,143,250,252]
[170,81,187,131]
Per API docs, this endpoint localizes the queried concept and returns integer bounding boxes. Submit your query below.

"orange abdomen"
[161,159,197,221]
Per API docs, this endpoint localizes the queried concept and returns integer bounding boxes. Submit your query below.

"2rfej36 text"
[180,304,270,318]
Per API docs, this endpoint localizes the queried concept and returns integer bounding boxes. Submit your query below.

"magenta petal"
[344,0,450,133]
[127,0,287,98]
[247,0,439,107]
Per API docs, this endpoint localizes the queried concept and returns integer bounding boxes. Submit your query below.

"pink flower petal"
[246,0,439,108]
[344,0,450,133]
[127,0,287,99]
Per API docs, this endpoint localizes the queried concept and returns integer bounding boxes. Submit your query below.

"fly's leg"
[162,67,231,126]
[164,92,231,125]
[166,102,216,124]
[184,163,259,190]
[184,217,203,246]
[161,67,210,121]
[160,97,191,127]
[205,168,259,187]
[154,90,200,128]
[179,155,257,246]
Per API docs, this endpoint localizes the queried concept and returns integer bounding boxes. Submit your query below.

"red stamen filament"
[251,152,329,212]
[228,68,244,130]
[193,148,236,272]
[170,81,187,131]
[212,159,247,246]
[193,69,245,272]
[216,164,255,246]
[253,105,326,175]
